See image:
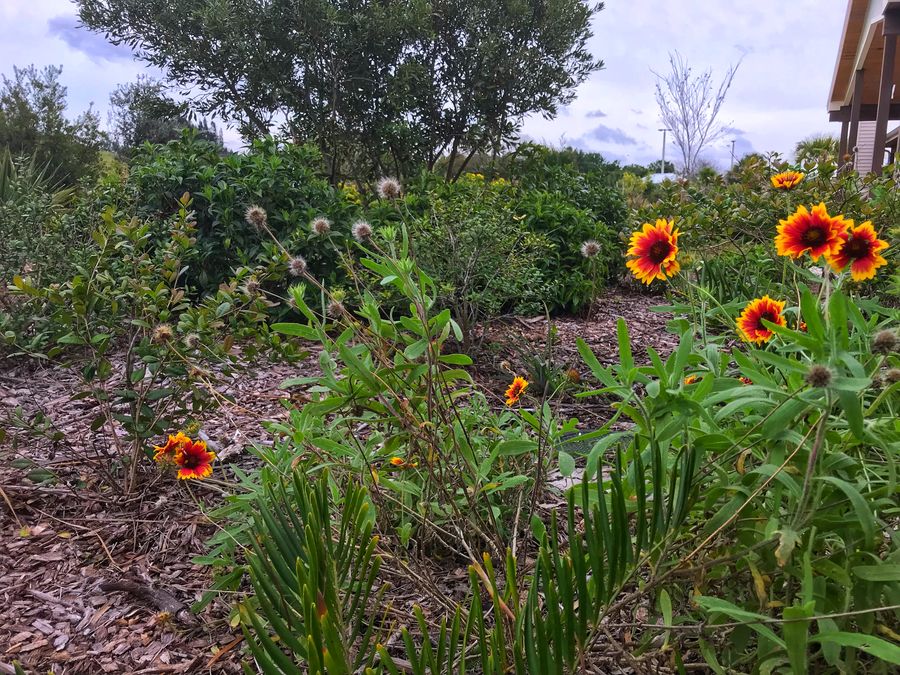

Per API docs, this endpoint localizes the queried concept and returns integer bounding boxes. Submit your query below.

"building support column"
[848,69,864,166]
[838,113,849,163]
[872,12,900,174]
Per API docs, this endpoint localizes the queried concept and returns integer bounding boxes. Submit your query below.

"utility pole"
[658,128,670,176]
[730,139,736,170]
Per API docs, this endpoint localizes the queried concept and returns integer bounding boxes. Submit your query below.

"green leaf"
[272,322,318,340]
[852,565,900,582]
[812,631,900,665]
[696,596,786,649]
[558,451,575,477]
[783,602,815,674]
[497,439,538,456]
[815,476,875,548]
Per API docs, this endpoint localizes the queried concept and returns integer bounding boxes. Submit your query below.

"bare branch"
[653,52,741,175]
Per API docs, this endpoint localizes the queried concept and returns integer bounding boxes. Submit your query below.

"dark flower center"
[843,235,870,260]
[756,312,776,329]
[648,240,672,264]
[182,451,201,468]
[802,227,825,245]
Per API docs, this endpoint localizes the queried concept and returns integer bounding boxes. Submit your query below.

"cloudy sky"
[1,0,848,168]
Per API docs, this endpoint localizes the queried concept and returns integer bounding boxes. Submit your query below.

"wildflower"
[389,457,405,467]
[242,278,261,295]
[352,220,373,242]
[152,432,190,463]
[288,256,307,277]
[683,374,698,385]
[376,177,402,200]
[775,203,849,261]
[566,368,581,384]
[388,457,418,468]
[152,324,174,344]
[625,219,680,285]
[739,376,753,385]
[737,295,786,344]
[805,364,832,388]
[770,171,804,190]
[174,438,216,480]
[825,221,888,281]
[885,368,900,384]
[505,376,529,406]
[796,320,807,332]
[244,205,268,230]
[581,240,601,258]
[872,329,898,355]
[310,216,331,236]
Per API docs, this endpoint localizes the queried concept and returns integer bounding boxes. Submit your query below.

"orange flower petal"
[737,295,786,344]
[825,221,889,281]
[775,203,849,261]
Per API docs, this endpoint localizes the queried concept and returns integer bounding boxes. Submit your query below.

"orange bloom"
[389,457,405,467]
[505,376,529,406]
[739,376,753,385]
[683,374,698,385]
[388,457,417,469]
[825,221,888,281]
[153,432,189,463]
[775,203,849,261]
[796,320,807,332]
[625,219,680,284]
[737,296,786,344]
[770,171,804,190]
[174,438,215,480]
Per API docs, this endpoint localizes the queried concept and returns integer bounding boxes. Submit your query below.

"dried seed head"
[376,177,402,200]
[327,299,345,317]
[872,329,898,355]
[580,240,601,258]
[311,216,331,236]
[288,256,308,277]
[152,323,174,343]
[352,220,373,242]
[183,333,200,349]
[805,364,833,388]
[882,367,900,384]
[243,278,261,295]
[244,205,268,230]
[566,368,581,384]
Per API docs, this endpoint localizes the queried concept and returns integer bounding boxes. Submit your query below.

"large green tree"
[0,65,103,184]
[77,0,604,180]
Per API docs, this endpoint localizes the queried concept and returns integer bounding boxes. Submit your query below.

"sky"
[0,0,849,168]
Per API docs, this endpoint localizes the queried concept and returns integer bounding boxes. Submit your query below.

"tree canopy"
[77,0,605,180]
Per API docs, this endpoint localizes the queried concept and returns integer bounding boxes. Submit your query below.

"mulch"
[0,288,677,674]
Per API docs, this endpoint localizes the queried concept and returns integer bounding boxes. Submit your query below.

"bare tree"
[653,52,741,175]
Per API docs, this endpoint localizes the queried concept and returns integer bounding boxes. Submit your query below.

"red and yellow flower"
[173,438,216,480]
[505,376,529,406]
[388,457,417,469]
[737,296,786,345]
[825,221,889,281]
[683,374,698,385]
[152,432,190,463]
[770,171,804,190]
[739,376,753,385]
[625,219,680,284]
[775,203,849,261]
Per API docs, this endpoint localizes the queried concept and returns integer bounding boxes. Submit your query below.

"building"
[828,0,900,173]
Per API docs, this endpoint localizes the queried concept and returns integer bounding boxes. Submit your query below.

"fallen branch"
[99,580,197,625]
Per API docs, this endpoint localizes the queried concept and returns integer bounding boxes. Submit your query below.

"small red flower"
[739,376,753,385]
[152,432,189,463]
[825,221,889,281]
[737,296,786,345]
[683,374,698,385]
[174,438,216,480]
[505,376,529,406]
[626,219,680,284]
[775,203,849,261]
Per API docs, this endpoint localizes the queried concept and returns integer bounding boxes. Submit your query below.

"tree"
[0,65,103,184]
[646,159,675,174]
[108,76,224,152]
[76,0,604,181]
[653,52,740,176]
[794,134,838,165]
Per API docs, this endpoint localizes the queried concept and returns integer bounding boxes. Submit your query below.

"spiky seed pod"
[376,177,402,200]
[581,240,601,258]
[288,256,307,277]
[327,299,345,317]
[872,329,898,355]
[243,278,261,295]
[244,205,268,230]
[183,333,200,349]
[352,220,373,242]
[152,323,174,343]
[805,364,833,388]
[884,368,900,384]
[310,216,331,236]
